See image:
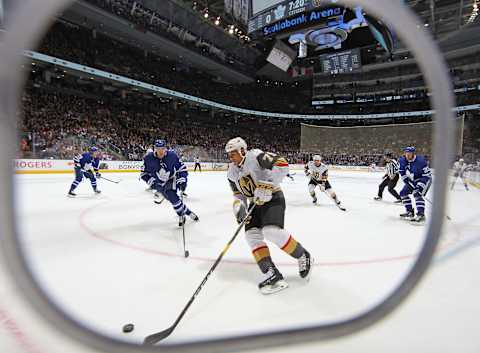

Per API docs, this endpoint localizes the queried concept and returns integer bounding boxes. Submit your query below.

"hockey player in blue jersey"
[142,139,199,226]
[68,146,101,197]
[398,146,432,223]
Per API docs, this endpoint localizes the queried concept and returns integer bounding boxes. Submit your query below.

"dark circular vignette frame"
[0,1,455,353]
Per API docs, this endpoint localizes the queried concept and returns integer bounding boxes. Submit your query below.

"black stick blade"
[143,327,174,345]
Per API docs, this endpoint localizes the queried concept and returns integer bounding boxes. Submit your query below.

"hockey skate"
[179,212,199,226]
[394,199,402,204]
[400,211,414,220]
[188,211,199,222]
[374,196,382,201]
[258,267,288,295]
[67,191,77,198]
[153,192,165,204]
[94,189,101,194]
[312,196,317,204]
[298,250,313,281]
[335,199,346,211]
[410,214,426,224]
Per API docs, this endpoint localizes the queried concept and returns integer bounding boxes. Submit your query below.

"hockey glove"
[95,171,101,178]
[254,181,274,205]
[85,169,96,179]
[176,177,187,191]
[233,199,249,224]
[414,180,430,197]
[402,176,415,190]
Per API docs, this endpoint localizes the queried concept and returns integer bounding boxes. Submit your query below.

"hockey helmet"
[154,139,167,148]
[313,155,322,162]
[404,146,416,153]
[225,137,247,154]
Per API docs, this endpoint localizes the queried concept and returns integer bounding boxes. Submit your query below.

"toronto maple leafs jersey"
[227,149,289,199]
[399,155,431,185]
[73,152,100,172]
[143,150,187,189]
[305,161,328,182]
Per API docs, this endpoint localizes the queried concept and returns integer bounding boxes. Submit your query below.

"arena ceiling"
[405,0,479,39]
[59,0,479,83]
[180,0,479,42]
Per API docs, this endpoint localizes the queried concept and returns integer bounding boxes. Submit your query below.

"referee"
[374,152,401,203]
[194,156,201,172]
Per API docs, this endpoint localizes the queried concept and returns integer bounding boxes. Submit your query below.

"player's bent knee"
[245,228,265,249]
[262,225,290,248]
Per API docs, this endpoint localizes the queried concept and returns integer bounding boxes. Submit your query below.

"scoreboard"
[248,0,341,34]
[320,49,362,74]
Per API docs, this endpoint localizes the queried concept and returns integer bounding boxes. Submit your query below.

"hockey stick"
[180,193,189,258]
[143,203,257,345]
[99,176,121,184]
[321,188,346,211]
[424,196,451,221]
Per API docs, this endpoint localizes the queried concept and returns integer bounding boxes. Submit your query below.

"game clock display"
[248,0,340,33]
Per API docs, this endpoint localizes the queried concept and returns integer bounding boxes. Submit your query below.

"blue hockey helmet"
[154,139,167,148]
[90,146,98,152]
[404,146,416,153]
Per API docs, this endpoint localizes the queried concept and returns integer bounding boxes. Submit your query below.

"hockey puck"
[185,250,189,258]
[122,323,134,333]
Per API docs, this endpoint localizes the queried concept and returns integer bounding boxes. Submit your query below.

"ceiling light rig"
[191,3,248,42]
[466,0,479,24]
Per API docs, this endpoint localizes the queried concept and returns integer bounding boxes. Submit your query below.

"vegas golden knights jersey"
[227,149,289,199]
[305,161,328,182]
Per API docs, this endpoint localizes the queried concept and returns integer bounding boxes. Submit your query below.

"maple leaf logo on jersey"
[274,4,286,21]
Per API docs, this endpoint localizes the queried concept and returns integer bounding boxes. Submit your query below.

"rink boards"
[13,159,380,174]
[13,159,480,189]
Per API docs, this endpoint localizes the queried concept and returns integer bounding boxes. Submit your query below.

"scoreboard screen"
[248,0,341,34]
[320,49,362,74]
[251,0,285,15]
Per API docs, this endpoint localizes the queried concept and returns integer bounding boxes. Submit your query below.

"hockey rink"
[3,169,480,351]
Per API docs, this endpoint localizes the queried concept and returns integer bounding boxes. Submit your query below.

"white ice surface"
[1,170,479,352]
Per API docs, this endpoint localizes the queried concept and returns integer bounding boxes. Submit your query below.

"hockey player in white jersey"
[304,155,343,207]
[451,158,471,191]
[226,137,312,295]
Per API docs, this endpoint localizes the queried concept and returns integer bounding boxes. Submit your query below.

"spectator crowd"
[20,88,480,166]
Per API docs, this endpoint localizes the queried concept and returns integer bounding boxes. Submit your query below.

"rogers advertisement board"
[14,159,71,173]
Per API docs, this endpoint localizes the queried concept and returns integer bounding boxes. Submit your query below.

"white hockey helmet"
[225,137,247,154]
[459,158,464,163]
[313,155,322,162]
